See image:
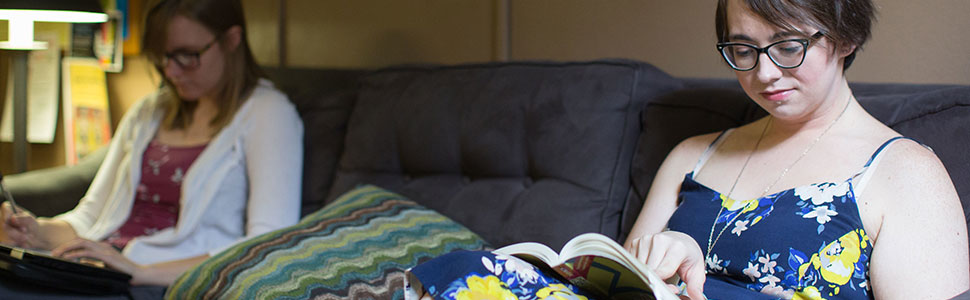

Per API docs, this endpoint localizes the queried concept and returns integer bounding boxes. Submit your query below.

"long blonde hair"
[142,0,264,132]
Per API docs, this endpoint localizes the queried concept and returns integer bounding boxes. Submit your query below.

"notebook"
[0,243,131,294]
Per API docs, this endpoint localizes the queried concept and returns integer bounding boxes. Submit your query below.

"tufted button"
[523,177,533,187]
[462,176,471,184]
[403,175,412,182]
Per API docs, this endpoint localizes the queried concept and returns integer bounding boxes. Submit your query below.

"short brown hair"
[142,0,264,132]
[715,0,876,71]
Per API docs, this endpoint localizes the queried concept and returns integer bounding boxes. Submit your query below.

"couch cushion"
[165,185,488,300]
[327,60,682,249]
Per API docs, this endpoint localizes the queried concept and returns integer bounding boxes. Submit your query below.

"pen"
[0,172,20,215]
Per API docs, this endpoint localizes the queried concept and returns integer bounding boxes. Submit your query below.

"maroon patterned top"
[105,140,207,250]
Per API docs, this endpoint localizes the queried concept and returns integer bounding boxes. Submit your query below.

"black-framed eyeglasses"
[716,31,825,71]
[156,35,221,70]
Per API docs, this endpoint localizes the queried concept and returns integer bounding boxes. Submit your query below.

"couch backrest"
[324,60,682,249]
[625,78,970,246]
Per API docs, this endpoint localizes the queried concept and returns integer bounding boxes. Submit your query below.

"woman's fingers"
[624,237,639,257]
[1,202,11,219]
[680,256,707,300]
[647,233,683,280]
[1,202,19,231]
[2,202,40,248]
[52,238,138,275]
[51,238,85,257]
[631,234,680,281]
[53,239,108,264]
[52,238,107,259]
[628,232,708,299]
[627,236,648,261]
[10,214,37,232]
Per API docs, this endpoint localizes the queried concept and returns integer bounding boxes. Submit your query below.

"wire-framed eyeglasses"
[716,31,825,71]
[155,35,221,70]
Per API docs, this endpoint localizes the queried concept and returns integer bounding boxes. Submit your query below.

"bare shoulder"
[663,118,771,176]
[663,132,723,175]
[864,137,970,297]
[864,137,959,218]
[874,138,953,193]
[673,132,721,157]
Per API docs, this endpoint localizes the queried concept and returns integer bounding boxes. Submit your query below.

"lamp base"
[8,49,30,173]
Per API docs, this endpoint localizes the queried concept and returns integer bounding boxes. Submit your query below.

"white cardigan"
[55,79,303,265]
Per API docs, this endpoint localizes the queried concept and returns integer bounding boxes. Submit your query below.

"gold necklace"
[704,96,852,269]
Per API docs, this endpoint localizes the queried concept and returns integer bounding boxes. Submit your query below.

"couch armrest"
[4,147,106,217]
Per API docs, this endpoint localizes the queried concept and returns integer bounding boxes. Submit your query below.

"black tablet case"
[0,244,131,295]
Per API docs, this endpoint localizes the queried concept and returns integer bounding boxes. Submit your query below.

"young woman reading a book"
[624,0,969,299]
[0,0,302,296]
[406,0,969,299]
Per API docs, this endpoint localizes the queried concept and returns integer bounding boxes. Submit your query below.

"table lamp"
[0,0,107,173]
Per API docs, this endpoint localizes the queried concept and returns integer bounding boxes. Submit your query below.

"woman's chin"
[174,88,202,101]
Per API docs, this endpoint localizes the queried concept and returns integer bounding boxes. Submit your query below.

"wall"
[247,0,970,84]
[259,0,502,68]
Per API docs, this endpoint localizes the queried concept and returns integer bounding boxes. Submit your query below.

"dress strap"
[691,129,734,179]
[852,136,930,194]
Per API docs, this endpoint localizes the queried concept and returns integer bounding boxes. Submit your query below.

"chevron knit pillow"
[165,185,489,300]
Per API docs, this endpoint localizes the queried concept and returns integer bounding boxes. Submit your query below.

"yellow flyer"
[62,57,112,165]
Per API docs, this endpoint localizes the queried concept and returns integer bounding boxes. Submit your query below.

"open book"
[494,233,680,300]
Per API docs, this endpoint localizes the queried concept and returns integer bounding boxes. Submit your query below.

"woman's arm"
[624,134,716,300]
[241,91,304,237]
[132,254,210,286]
[864,141,969,299]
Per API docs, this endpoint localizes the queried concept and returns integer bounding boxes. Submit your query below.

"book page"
[561,255,666,300]
[496,234,678,300]
[559,233,679,300]
[493,241,560,265]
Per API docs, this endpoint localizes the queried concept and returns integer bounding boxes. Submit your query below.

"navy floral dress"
[666,133,913,299]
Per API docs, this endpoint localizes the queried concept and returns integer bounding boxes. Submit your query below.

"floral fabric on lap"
[406,250,592,300]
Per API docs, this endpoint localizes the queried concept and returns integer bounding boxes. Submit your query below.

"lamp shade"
[0,0,107,49]
[1,0,105,13]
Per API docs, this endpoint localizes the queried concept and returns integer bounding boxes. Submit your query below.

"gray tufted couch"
[6,59,970,254]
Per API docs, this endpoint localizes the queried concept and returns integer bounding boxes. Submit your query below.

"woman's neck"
[191,97,219,125]
[157,98,219,146]
[769,79,854,137]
